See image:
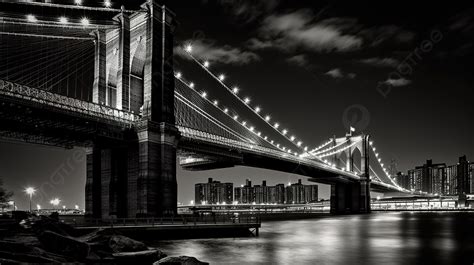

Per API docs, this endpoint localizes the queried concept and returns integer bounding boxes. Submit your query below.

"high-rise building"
[408,160,446,194]
[404,156,473,196]
[195,178,233,204]
[234,179,317,204]
[457,156,472,194]
[234,179,254,204]
[285,179,318,204]
[446,164,458,195]
[395,172,411,190]
[470,162,474,193]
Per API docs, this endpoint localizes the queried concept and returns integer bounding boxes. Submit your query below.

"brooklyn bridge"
[0,0,411,219]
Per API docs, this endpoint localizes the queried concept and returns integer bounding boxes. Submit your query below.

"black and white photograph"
[0,0,473,264]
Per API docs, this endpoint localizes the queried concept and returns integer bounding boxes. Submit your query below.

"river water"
[152,212,474,265]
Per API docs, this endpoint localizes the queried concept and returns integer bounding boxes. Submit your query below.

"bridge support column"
[136,121,179,217]
[92,29,107,105]
[115,8,131,111]
[85,145,130,219]
[330,182,367,214]
[359,135,371,213]
[85,147,101,218]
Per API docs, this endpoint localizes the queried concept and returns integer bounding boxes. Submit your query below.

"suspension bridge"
[0,0,410,218]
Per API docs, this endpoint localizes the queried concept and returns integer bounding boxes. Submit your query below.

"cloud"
[359,57,400,67]
[325,68,356,79]
[347,73,357,79]
[251,10,363,53]
[383,77,411,87]
[205,0,279,23]
[286,54,308,67]
[359,25,415,47]
[247,38,275,50]
[175,40,260,65]
[325,68,344,78]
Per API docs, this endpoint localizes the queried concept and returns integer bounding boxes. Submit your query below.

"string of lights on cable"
[369,141,410,192]
[175,71,303,158]
[181,44,325,161]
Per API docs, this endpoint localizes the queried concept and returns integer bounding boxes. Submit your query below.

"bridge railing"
[179,126,361,180]
[65,215,261,228]
[0,79,140,124]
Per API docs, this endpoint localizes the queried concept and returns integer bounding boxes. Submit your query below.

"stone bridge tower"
[85,0,180,219]
[329,134,371,214]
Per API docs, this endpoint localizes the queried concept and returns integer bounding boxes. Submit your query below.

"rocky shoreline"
[0,215,209,264]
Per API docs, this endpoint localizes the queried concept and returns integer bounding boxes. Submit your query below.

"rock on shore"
[0,215,209,264]
[155,256,210,265]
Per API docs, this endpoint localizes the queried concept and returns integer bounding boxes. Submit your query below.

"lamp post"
[8,200,15,211]
[25,187,36,212]
[50,198,60,210]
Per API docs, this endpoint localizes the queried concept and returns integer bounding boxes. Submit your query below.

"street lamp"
[8,200,15,211]
[50,198,60,210]
[24,187,36,212]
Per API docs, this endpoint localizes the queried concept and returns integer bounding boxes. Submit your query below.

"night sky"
[1,0,473,210]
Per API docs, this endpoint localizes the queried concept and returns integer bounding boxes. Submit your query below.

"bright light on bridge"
[175,72,182,78]
[26,15,38,23]
[104,0,112,8]
[218,74,225,81]
[74,0,83,5]
[232,87,239,94]
[265,115,271,121]
[185,44,193,53]
[189,82,195,88]
[81,17,90,26]
[59,16,68,24]
[201,92,207,98]
[203,61,210,68]
[244,97,250,104]
[255,106,261,113]
[274,123,279,128]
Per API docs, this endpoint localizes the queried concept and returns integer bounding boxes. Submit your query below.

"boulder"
[80,228,147,253]
[109,234,148,253]
[154,256,209,265]
[113,249,167,264]
[0,238,70,263]
[38,230,90,260]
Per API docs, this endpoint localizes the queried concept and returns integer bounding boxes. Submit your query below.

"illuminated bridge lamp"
[81,17,90,26]
[104,0,112,8]
[26,14,37,23]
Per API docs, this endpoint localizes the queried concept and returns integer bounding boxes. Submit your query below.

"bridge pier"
[330,181,370,214]
[136,121,179,217]
[85,145,129,219]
